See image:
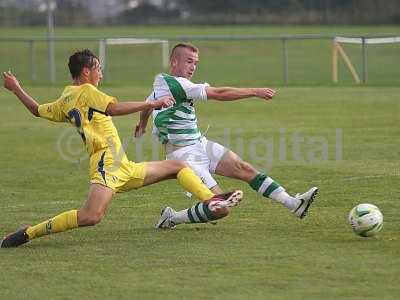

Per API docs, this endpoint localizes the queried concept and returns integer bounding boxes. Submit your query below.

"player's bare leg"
[77,184,114,226]
[215,150,318,218]
[143,160,218,201]
[142,160,188,185]
[210,185,223,194]
[1,184,113,248]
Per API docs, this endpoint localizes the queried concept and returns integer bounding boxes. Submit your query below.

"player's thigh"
[215,150,258,182]
[142,160,187,186]
[167,141,218,190]
[78,183,114,225]
[187,163,219,190]
[202,138,228,173]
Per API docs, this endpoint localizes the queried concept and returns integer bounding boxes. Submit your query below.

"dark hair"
[170,43,199,61]
[68,49,98,79]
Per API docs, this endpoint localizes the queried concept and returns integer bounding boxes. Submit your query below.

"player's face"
[88,59,103,86]
[174,49,199,79]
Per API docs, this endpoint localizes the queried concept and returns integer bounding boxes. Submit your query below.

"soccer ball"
[348,203,383,237]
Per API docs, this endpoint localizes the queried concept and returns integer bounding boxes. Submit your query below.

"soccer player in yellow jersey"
[1,49,243,248]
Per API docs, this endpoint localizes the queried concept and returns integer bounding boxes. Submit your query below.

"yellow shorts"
[89,150,146,193]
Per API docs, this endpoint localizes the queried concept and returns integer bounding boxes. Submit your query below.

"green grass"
[0,84,399,299]
[0,25,400,86]
[2,25,400,38]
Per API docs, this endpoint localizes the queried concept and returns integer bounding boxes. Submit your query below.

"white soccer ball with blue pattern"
[348,203,383,237]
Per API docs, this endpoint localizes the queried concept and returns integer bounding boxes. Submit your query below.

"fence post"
[47,0,55,83]
[361,37,368,83]
[161,40,169,71]
[29,40,36,81]
[99,39,107,81]
[282,38,289,85]
[332,40,338,83]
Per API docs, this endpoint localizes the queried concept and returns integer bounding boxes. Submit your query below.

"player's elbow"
[32,105,40,117]
[106,103,119,116]
[206,90,223,101]
[206,87,232,101]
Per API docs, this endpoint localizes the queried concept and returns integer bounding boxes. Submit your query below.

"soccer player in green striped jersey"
[135,43,318,229]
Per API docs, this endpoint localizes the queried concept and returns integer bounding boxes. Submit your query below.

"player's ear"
[81,67,90,78]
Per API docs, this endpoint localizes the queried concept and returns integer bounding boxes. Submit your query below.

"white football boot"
[155,207,176,229]
[208,190,243,210]
[292,187,319,219]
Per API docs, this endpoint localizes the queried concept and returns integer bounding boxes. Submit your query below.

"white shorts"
[166,137,228,189]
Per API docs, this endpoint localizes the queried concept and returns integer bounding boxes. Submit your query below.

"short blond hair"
[170,43,199,61]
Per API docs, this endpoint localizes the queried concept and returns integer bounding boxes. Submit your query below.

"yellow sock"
[26,210,78,240]
[177,167,215,201]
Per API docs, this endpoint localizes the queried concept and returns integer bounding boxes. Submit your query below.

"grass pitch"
[0,84,399,299]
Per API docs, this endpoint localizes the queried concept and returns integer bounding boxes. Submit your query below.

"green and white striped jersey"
[147,73,208,146]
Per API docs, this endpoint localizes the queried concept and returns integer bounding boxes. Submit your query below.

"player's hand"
[151,96,175,109]
[254,88,276,101]
[134,124,146,138]
[3,71,21,92]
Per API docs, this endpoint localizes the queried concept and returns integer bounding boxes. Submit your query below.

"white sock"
[172,201,222,224]
[270,190,300,211]
[172,210,190,225]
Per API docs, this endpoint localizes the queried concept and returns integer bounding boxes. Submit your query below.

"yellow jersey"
[38,83,147,192]
[38,83,120,156]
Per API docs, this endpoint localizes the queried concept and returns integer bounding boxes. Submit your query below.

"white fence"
[0,34,399,85]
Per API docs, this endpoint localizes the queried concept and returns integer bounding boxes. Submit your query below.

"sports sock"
[26,210,78,240]
[172,201,225,224]
[177,167,214,201]
[249,173,300,210]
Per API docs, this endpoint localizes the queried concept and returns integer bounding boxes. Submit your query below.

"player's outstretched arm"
[106,96,174,116]
[205,86,276,102]
[3,71,39,117]
[134,108,153,138]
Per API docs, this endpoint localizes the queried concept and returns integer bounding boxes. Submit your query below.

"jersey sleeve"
[178,78,209,101]
[38,99,67,122]
[84,84,117,113]
[146,91,156,102]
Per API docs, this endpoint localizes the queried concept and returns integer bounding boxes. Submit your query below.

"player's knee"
[175,160,189,170]
[78,210,105,226]
[169,159,189,173]
[86,213,104,226]
[233,160,255,178]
